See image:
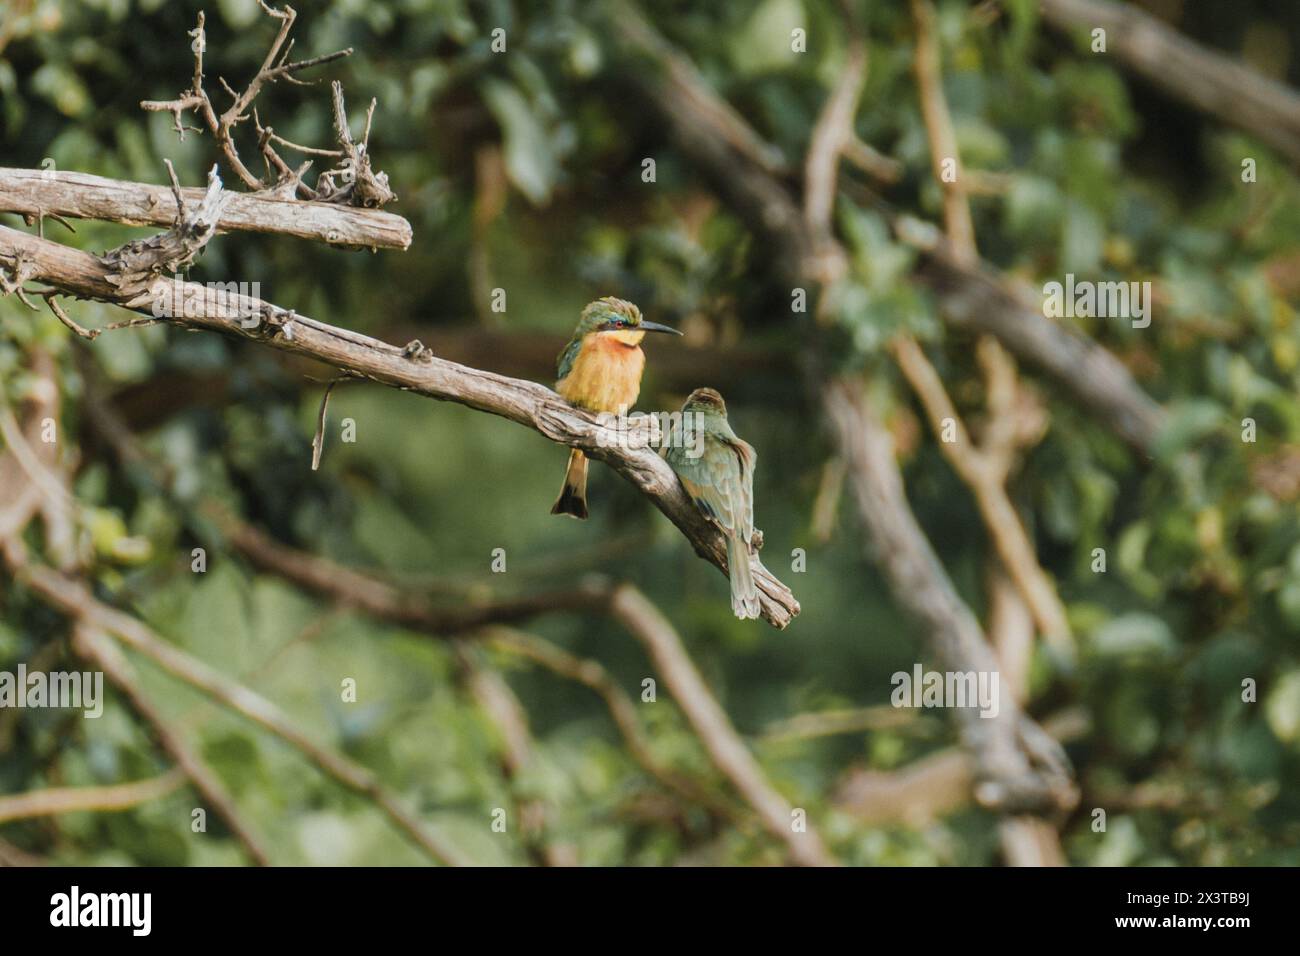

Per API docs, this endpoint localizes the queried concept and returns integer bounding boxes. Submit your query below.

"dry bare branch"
[100,164,231,303]
[138,5,395,204]
[313,83,395,207]
[0,167,412,249]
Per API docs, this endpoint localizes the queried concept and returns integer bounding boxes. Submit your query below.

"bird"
[662,387,761,620]
[551,296,682,519]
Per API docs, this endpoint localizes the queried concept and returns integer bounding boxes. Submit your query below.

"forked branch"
[138,4,392,205]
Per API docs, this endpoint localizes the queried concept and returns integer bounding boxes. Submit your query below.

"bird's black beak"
[639,321,683,336]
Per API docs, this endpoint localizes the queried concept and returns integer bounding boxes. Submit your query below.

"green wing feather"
[556,336,583,381]
[666,426,756,542]
[665,418,760,619]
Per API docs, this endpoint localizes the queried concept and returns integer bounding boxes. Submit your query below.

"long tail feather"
[727,535,761,619]
[550,449,589,519]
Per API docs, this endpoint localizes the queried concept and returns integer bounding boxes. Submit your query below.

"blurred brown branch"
[1041,0,1300,168]
[0,768,186,825]
[902,0,1072,655]
[606,585,838,866]
[833,708,1089,827]
[482,626,744,824]
[14,559,473,866]
[458,647,577,866]
[605,0,1079,820]
[0,378,470,866]
[218,511,835,865]
[68,623,272,866]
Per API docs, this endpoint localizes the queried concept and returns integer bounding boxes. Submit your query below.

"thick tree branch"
[823,378,1077,815]
[0,168,412,249]
[0,223,800,628]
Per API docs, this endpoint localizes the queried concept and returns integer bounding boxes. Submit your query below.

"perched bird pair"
[550,297,761,620]
[551,296,681,520]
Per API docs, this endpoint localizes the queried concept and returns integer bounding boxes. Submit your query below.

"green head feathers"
[576,297,644,334]
[569,296,683,338]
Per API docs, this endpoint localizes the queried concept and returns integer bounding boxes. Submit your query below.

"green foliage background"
[1,0,1298,865]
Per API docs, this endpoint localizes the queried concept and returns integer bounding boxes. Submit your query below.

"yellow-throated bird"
[552,297,682,519]
[662,388,761,619]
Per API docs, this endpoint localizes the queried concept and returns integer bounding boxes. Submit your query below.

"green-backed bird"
[662,388,761,620]
[551,296,682,519]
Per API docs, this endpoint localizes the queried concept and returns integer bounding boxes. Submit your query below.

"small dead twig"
[0,251,39,310]
[45,295,98,340]
[163,159,186,218]
[315,83,396,208]
[310,376,349,470]
[140,4,367,202]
